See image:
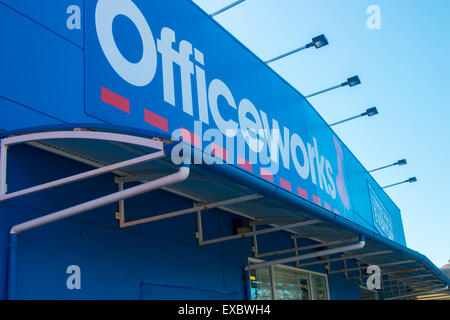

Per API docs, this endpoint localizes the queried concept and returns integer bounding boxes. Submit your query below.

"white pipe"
[0,143,8,195]
[385,285,448,300]
[121,194,263,228]
[10,166,189,234]
[200,219,321,246]
[246,236,366,271]
[0,151,165,202]
[2,130,163,150]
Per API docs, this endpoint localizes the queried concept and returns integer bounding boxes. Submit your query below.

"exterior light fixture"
[305,75,361,98]
[310,34,329,49]
[346,76,361,87]
[370,159,408,173]
[382,177,418,189]
[265,34,329,64]
[210,0,246,17]
[330,107,378,127]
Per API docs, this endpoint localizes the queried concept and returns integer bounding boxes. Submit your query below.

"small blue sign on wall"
[369,184,394,241]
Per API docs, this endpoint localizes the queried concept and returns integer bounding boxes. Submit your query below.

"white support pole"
[2,130,163,150]
[196,210,203,243]
[116,181,125,225]
[270,265,277,300]
[10,166,190,234]
[292,236,299,259]
[0,142,7,195]
[351,267,427,281]
[381,272,431,283]
[295,250,393,268]
[384,286,448,300]
[251,223,259,257]
[357,261,363,285]
[246,237,366,271]
[0,151,165,202]
[329,259,417,275]
[343,258,349,280]
[199,219,321,246]
[257,238,358,259]
[120,194,262,228]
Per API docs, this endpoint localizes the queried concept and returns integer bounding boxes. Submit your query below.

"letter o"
[291,133,309,179]
[95,0,157,86]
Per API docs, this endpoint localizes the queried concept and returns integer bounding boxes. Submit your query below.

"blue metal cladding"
[0,1,93,125]
[1,0,404,252]
[2,0,449,300]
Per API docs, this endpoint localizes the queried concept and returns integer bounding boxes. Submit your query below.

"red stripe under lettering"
[313,195,321,206]
[279,177,292,191]
[180,128,201,147]
[260,168,274,182]
[297,187,308,199]
[101,87,130,113]
[237,156,253,172]
[211,143,228,161]
[144,109,168,132]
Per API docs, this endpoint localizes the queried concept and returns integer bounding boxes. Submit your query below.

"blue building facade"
[0,0,447,300]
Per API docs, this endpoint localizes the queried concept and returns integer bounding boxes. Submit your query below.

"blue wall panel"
[1,0,84,47]
[328,273,362,300]
[0,97,63,132]
[0,3,97,124]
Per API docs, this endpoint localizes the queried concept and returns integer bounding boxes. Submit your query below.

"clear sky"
[193,0,450,267]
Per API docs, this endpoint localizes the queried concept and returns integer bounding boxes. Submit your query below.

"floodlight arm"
[265,34,328,64]
[369,163,396,173]
[305,84,343,98]
[370,159,408,173]
[330,114,364,127]
[330,107,378,127]
[210,0,246,17]
[383,177,417,189]
[264,45,308,64]
[306,75,361,98]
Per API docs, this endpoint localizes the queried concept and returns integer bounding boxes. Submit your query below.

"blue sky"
[193,0,450,267]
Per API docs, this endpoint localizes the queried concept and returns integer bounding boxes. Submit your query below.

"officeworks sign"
[85,0,354,220]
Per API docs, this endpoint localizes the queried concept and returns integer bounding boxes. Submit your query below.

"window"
[249,260,329,300]
[273,267,310,300]
[249,267,272,300]
[311,274,328,300]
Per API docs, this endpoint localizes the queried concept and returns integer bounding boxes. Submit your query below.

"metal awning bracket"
[119,193,262,229]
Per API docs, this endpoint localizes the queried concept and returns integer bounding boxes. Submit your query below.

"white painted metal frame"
[254,236,358,259]
[117,193,262,228]
[1,130,442,298]
[198,219,321,246]
[246,237,366,271]
[0,130,164,198]
[385,285,448,300]
[0,130,198,235]
[295,250,393,268]
[329,259,417,275]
